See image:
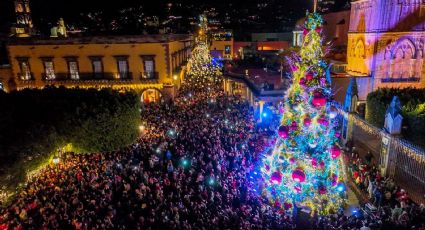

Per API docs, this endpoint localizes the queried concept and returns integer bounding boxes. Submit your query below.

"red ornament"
[306,73,314,81]
[330,145,341,159]
[303,117,311,127]
[303,28,309,36]
[292,168,306,183]
[278,126,289,138]
[270,171,282,184]
[290,121,298,130]
[312,95,326,107]
[315,27,322,33]
[284,202,292,210]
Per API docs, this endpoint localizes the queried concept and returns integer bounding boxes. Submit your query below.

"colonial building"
[6,34,192,102]
[347,0,425,95]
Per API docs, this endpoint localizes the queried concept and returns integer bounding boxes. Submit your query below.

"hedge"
[365,87,425,146]
[0,87,141,198]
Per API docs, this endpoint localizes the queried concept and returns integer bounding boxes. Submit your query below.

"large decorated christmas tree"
[186,15,222,84]
[261,12,344,214]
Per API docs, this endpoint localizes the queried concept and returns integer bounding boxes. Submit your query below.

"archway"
[141,88,163,103]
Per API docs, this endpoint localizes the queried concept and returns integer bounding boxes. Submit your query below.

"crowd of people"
[345,147,425,229]
[1,79,424,229]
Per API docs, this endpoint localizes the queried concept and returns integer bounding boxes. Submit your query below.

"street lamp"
[52,157,60,164]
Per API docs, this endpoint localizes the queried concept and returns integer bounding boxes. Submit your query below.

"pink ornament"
[265,164,270,171]
[289,157,296,164]
[312,96,326,107]
[303,29,309,36]
[303,117,311,127]
[334,132,341,138]
[318,117,329,126]
[275,200,282,208]
[299,78,306,87]
[278,126,289,138]
[270,171,282,184]
[330,145,341,159]
[291,65,299,72]
[311,158,318,168]
[292,168,306,183]
[332,174,338,186]
[318,185,327,195]
[279,107,285,114]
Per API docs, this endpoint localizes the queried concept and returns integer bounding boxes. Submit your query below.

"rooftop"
[8,34,193,46]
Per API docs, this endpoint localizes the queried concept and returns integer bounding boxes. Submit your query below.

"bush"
[365,87,425,146]
[0,87,141,197]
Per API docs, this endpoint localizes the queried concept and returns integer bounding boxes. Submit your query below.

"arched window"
[391,39,416,79]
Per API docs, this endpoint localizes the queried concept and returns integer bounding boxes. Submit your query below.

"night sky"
[0,0,349,36]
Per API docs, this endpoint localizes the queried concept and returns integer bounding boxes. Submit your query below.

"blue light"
[336,183,345,192]
[262,112,267,117]
[209,178,215,185]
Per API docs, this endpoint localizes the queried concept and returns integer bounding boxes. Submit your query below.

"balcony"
[140,72,159,83]
[42,72,133,82]
[17,72,34,81]
[381,77,420,83]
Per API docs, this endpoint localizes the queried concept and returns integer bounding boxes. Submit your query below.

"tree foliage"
[0,87,141,193]
[366,87,425,146]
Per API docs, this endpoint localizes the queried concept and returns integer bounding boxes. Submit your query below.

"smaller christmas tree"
[186,15,222,85]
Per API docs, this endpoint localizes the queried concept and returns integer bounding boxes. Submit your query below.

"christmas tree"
[186,15,222,85]
[261,12,344,214]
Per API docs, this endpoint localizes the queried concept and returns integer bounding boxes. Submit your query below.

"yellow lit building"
[210,30,234,59]
[6,34,192,102]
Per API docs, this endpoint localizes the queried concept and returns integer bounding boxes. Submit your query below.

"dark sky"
[0,0,349,35]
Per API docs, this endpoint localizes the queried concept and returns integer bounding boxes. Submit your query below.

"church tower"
[11,0,33,37]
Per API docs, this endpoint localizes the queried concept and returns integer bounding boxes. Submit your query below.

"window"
[225,45,231,54]
[69,61,79,79]
[89,56,104,78]
[16,57,31,80]
[43,60,55,80]
[141,55,156,79]
[114,56,130,79]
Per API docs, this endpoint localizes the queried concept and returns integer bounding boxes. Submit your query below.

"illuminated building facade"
[6,34,192,102]
[347,0,425,91]
[11,0,33,37]
[210,30,234,59]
